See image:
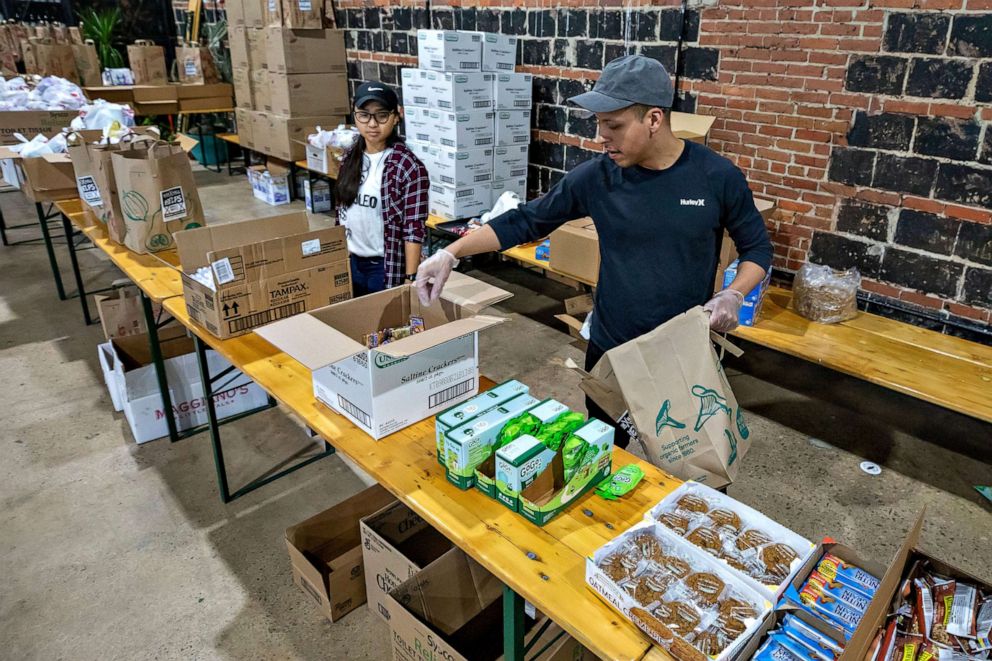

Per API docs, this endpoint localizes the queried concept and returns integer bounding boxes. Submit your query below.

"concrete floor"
[1,168,989,660]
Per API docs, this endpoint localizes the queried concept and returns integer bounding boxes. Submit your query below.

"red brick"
[727,98,759,110]
[899,290,945,309]
[796,103,833,116]
[759,125,795,138]
[753,87,793,102]
[861,278,904,298]
[928,103,976,119]
[822,181,857,196]
[795,154,830,168]
[794,214,833,230]
[771,162,788,174]
[758,101,796,114]
[852,9,885,21]
[945,302,991,322]
[856,189,902,205]
[841,38,882,52]
[903,196,946,215]
[721,59,753,73]
[794,129,833,142]
[978,108,992,121]
[944,204,992,224]
[861,25,883,38]
[807,167,827,180]
[829,93,870,109]
[871,0,914,6]
[809,52,849,66]
[806,78,845,92]
[801,191,835,206]
[751,62,789,74]
[821,22,860,36]
[787,64,826,77]
[917,0,962,7]
[967,0,992,7]
[883,99,931,115]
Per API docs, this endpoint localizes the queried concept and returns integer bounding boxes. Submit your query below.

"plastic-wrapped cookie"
[655,600,702,636]
[718,616,748,638]
[735,528,772,551]
[718,552,751,573]
[684,572,726,605]
[658,511,691,536]
[706,508,742,532]
[761,543,799,581]
[676,494,710,513]
[656,554,692,579]
[685,526,723,554]
[630,531,666,564]
[632,572,672,606]
[693,628,732,656]
[599,552,639,583]
[718,597,757,621]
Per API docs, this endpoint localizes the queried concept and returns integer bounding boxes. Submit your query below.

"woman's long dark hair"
[334,128,405,209]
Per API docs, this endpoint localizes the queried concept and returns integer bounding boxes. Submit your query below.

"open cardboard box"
[548,218,598,285]
[555,294,592,349]
[256,272,511,439]
[0,142,78,202]
[0,109,78,145]
[285,484,397,622]
[671,111,716,144]
[174,212,351,340]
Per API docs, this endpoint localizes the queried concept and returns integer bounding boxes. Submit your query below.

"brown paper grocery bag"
[72,40,102,87]
[127,40,167,85]
[30,38,80,83]
[176,41,220,84]
[569,307,750,489]
[95,288,150,340]
[110,140,205,254]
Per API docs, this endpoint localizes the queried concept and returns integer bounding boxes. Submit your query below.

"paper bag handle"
[710,331,744,359]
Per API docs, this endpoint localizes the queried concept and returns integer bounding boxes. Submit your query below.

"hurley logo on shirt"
[680,198,706,207]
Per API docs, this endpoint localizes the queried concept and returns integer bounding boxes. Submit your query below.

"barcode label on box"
[301,238,321,256]
[299,0,312,9]
[76,176,102,206]
[212,258,235,285]
[160,186,188,222]
[338,394,371,428]
[228,301,306,334]
[268,0,276,10]
[429,378,474,408]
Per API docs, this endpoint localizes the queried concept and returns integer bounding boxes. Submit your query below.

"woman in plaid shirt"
[335,81,430,295]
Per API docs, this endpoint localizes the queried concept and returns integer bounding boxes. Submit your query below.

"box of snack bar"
[433,379,529,466]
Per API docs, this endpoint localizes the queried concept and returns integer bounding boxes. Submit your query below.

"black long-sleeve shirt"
[488,141,773,350]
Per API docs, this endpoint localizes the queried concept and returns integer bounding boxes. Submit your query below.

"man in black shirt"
[416,55,773,447]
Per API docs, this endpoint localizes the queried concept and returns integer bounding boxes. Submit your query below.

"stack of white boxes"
[402,30,533,221]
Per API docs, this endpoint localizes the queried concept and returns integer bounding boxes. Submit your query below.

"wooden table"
[162,293,682,660]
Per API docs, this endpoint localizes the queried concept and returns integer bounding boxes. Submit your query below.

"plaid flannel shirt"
[338,141,429,289]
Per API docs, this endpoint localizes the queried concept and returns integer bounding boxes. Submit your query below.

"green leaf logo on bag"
[655,399,686,435]
[184,222,202,230]
[146,233,172,250]
[691,384,730,432]
[736,408,749,440]
[121,190,149,222]
[724,429,739,466]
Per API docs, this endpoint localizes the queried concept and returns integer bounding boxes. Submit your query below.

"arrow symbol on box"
[223,303,230,315]
[232,302,239,314]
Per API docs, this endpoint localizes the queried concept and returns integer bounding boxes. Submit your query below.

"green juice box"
[444,393,540,489]
[434,379,529,467]
[494,430,559,512]
[475,399,570,498]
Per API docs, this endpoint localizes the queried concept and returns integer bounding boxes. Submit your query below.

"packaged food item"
[433,379,529,466]
[534,410,585,451]
[805,571,873,613]
[363,315,427,348]
[816,553,880,597]
[783,584,861,637]
[753,634,809,661]
[596,464,645,500]
[781,614,844,660]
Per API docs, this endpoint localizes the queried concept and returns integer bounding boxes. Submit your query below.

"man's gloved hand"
[415,248,459,306]
[703,288,744,332]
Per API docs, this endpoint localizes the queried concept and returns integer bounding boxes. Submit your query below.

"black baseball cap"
[354,81,399,110]
[569,55,674,113]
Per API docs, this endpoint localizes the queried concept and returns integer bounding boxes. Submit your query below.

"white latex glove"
[415,248,459,306]
[703,289,744,332]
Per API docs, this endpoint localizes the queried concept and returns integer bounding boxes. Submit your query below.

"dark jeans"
[350,255,386,297]
[584,340,629,449]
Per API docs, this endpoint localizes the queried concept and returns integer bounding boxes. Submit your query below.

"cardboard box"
[434,379,530,466]
[176,82,234,99]
[304,178,332,213]
[495,109,531,147]
[0,109,78,144]
[723,258,772,326]
[83,85,135,105]
[400,68,431,108]
[236,108,253,147]
[359,500,454,623]
[428,181,492,221]
[0,149,79,202]
[229,25,249,69]
[243,0,265,28]
[431,146,493,187]
[246,28,268,70]
[132,84,178,102]
[425,70,494,112]
[96,330,269,443]
[94,289,155,340]
[0,155,24,189]
[548,218,598,285]
[264,0,282,27]
[281,0,322,29]
[267,72,349,116]
[179,96,233,112]
[405,139,434,173]
[285,484,397,622]
[492,144,528,182]
[250,69,271,111]
[233,68,252,109]
[256,272,509,439]
[403,106,434,144]
[226,0,245,25]
[266,27,345,74]
[253,112,345,161]
[417,30,482,72]
[474,32,518,73]
[247,164,291,206]
[493,72,532,110]
[490,176,526,205]
[304,141,345,178]
[671,111,716,144]
[174,212,352,339]
[431,109,495,150]
[554,294,592,347]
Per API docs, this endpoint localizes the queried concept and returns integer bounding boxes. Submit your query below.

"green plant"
[79,8,125,69]
[202,19,231,83]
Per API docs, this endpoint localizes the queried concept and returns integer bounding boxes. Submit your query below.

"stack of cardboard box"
[227,0,348,163]
[401,30,532,221]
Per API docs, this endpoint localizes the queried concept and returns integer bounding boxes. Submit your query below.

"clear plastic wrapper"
[793,262,860,324]
[69,100,136,130]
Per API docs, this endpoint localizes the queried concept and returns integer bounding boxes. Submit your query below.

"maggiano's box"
[174,212,351,340]
[256,272,510,439]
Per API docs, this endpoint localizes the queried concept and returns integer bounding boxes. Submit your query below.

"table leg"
[289,161,298,202]
[503,585,525,661]
[0,201,8,246]
[37,202,66,300]
[141,292,180,443]
[61,213,94,325]
[194,334,232,503]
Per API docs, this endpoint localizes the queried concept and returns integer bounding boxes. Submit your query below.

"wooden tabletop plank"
[733,287,992,422]
[161,295,678,661]
[217,133,240,145]
[80,224,184,303]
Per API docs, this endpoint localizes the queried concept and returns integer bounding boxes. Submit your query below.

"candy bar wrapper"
[783,585,857,638]
[807,571,873,613]
[769,632,820,661]
[410,316,425,333]
[932,581,957,646]
[816,553,881,597]
[782,614,844,659]
[754,635,809,661]
[891,633,926,661]
[947,583,979,639]
[978,598,992,641]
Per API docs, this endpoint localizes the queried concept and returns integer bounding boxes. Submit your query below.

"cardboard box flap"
[255,313,366,370]
[440,272,512,313]
[376,315,506,358]
[174,212,310,272]
[671,111,716,140]
[285,484,394,560]
[41,151,71,164]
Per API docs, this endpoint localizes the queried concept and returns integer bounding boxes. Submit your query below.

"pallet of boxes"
[401,30,532,221]
[226,0,348,206]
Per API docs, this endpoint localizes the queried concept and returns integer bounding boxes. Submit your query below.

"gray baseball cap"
[569,55,674,113]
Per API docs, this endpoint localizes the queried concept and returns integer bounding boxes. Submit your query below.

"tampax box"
[492,72,532,110]
[267,72,349,116]
[492,145,528,182]
[431,145,493,187]
[417,30,482,72]
[174,212,352,340]
[429,181,492,221]
[474,32,518,73]
[426,71,494,112]
[255,272,510,439]
[489,176,527,206]
[434,379,530,465]
[444,393,540,489]
[495,109,531,147]
[493,399,570,511]
[360,499,454,624]
[400,68,431,108]
[431,109,495,150]
[404,107,434,144]
[266,28,346,74]
[285,484,396,623]
[519,419,615,526]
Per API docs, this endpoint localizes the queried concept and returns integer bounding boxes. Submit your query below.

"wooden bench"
[216,132,240,146]
[733,286,992,424]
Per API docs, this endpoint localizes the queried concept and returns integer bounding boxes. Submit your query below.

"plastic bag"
[479,190,522,224]
[307,124,359,158]
[793,262,860,324]
[69,100,136,131]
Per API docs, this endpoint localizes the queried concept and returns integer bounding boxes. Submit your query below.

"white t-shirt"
[343,148,392,257]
